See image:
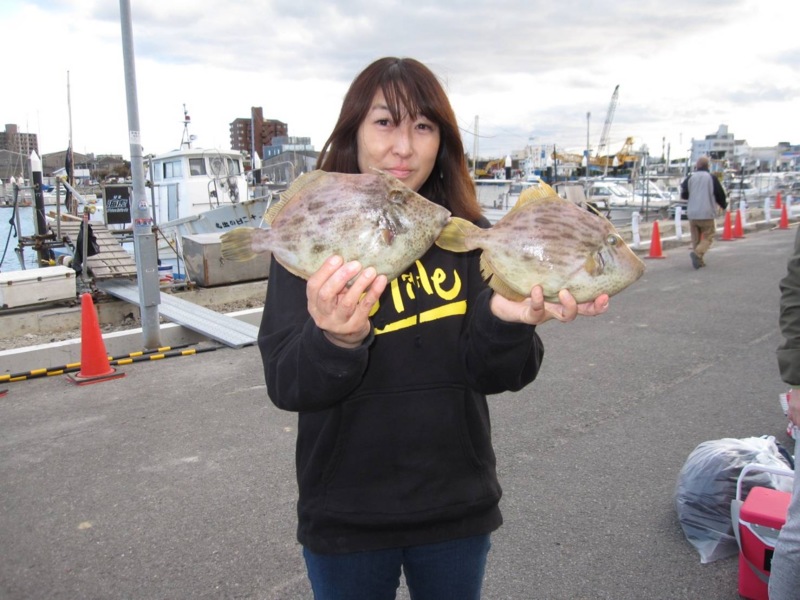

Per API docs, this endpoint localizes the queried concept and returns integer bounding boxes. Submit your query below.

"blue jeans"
[303,534,491,600]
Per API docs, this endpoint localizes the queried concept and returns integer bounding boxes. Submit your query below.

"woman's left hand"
[490,286,609,325]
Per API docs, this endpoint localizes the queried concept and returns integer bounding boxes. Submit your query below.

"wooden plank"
[51,219,138,279]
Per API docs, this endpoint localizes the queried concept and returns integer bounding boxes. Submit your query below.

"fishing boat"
[145,114,273,247]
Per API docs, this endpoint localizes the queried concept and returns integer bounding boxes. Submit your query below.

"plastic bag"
[674,436,793,563]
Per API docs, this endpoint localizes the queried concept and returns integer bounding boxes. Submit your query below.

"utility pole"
[119,0,161,349]
[472,116,480,177]
[585,112,591,178]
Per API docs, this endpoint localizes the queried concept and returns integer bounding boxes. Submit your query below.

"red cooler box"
[734,465,794,600]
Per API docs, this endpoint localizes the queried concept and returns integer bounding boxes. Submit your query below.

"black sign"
[104,185,132,225]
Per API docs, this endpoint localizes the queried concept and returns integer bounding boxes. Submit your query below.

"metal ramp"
[97,279,259,349]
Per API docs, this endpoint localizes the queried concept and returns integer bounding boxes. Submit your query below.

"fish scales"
[220,170,451,283]
[436,184,645,302]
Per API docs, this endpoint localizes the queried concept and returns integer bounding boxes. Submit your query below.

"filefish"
[220,169,451,282]
[435,182,645,302]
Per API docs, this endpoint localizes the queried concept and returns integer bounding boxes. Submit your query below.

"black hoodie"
[258,237,544,554]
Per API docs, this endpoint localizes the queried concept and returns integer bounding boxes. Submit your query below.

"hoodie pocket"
[321,386,498,520]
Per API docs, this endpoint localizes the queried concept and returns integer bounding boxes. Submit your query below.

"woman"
[258,57,608,600]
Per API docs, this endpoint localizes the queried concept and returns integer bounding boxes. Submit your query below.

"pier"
[0,223,797,598]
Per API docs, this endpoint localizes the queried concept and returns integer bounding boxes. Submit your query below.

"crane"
[595,85,619,175]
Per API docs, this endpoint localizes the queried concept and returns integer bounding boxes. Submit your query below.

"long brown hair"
[317,57,482,221]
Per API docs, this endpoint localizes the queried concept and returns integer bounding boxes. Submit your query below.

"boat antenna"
[180,104,192,149]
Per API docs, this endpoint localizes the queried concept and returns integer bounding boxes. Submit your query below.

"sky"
[2,0,799,166]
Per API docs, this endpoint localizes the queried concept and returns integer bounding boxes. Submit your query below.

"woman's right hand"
[306,255,387,348]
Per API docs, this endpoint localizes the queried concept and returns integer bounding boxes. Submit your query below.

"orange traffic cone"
[779,203,790,230]
[775,191,783,210]
[733,209,745,238]
[721,211,734,241]
[646,221,665,259]
[67,293,126,385]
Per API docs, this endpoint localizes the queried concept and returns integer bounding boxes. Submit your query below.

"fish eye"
[606,234,617,246]
[389,190,405,204]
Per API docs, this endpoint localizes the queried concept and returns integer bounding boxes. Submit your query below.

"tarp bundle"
[674,436,794,563]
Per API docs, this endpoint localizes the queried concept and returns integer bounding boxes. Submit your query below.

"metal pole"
[119,0,161,349]
[472,116,479,177]
[586,112,591,179]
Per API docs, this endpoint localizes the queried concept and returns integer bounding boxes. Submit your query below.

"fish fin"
[511,182,562,212]
[264,170,328,225]
[220,227,258,262]
[276,258,312,281]
[584,253,601,276]
[435,217,477,252]
[481,256,528,302]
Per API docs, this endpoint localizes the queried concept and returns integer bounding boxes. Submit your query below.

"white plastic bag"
[674,436,793,563]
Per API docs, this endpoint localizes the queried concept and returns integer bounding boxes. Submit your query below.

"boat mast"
[180,105,192,150]
[66,71,76,214]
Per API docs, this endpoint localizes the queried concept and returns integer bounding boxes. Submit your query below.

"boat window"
[189,158,206,176]
[227,158,242,176]
[162,159,182,179]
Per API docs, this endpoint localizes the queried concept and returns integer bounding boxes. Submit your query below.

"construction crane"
[593,85,619,175]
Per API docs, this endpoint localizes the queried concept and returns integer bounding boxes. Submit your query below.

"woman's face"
[356,89,440,193]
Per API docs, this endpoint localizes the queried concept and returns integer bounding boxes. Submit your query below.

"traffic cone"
[775,191,783,210]
[646,221,665,259]
[733,209,745,238]
[67,293,126,385]
[779,203,790,230]
[721,211,734,241]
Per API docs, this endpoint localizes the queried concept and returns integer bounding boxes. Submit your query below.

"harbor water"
[0,203,106,273]
[1,205,45,271]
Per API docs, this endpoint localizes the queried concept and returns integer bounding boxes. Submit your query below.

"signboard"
[104,185,132,225]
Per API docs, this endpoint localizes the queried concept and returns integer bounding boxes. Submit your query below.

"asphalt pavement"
[1,224,798,600]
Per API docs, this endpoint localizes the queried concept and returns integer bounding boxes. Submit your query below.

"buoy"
[67,293,126,385]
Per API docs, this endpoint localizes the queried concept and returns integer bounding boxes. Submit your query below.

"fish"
[220,169,451,282]
[435,182,645,303]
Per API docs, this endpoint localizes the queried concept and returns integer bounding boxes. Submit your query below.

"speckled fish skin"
[437,185,645,302]
[248,170,451,281]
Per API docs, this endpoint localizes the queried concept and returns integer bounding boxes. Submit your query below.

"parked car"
[586,181,635,208]
[554,181,609,217]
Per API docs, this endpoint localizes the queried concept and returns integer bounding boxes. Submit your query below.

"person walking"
[258,57,610,600]
[681,155,727,269]
[770,226,800,599]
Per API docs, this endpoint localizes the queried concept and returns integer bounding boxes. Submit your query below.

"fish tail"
[435,217,477,253]
[220,227,258,262]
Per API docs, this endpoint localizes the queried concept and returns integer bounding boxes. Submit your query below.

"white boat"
[142,115,275,270]
[146,146,272,237]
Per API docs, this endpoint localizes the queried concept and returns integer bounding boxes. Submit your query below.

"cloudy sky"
[2,0,798,165]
